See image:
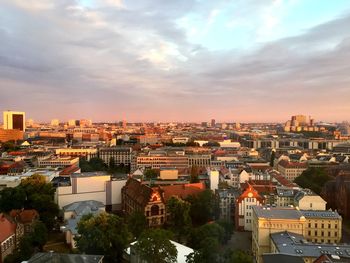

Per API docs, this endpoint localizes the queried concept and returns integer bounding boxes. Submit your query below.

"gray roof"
[271,231,350,259]
[28,253,103,263]
[262,253,304,263]
[63,200,104,235]
[276,187,296,197]
[71,172,109,178]
[63,200,105,215]
[301,210,341,219]
[253,206,304,220]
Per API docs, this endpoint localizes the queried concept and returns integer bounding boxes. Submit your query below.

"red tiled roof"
[278,160,307,169]
[159,182,206,202]
[8,151,26,156]
[59,165,80,176]
[0,213,16,243]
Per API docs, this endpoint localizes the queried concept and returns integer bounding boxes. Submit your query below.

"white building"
[3,110,26,131]
[55,172,127,210]
[208,169,219,191]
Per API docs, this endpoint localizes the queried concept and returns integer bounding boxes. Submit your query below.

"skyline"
[1,0,350,122]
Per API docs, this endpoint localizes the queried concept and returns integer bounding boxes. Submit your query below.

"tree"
[186,190,215,225]
[30,221,48,251]
[188,223,225,249]
[224,249,253,263]
[166,197,192,241]
[144,169,158,180]
[186,237,219,263]
[75,212,131,262]
[294,167,332,194]
[0,187,26,212]
[134,229,177,263]
[216,219,234,243]
[89,157,108,171]
[127,211,147,239]
[109,156,116,169]
[269,150,276,167]
[0,174,59,230]
[20,174,59,229]
[190,165,199,183]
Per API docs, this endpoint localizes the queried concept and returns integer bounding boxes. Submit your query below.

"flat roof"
[253,206,304,220]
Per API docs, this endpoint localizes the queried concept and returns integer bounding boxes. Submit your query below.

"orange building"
[0,129,23,142]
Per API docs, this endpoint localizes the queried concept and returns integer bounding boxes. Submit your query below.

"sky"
[1,0,350,123]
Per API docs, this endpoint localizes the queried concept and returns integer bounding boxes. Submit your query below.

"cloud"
[0,0,349,122]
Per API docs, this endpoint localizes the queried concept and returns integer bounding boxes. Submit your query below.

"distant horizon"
[1,109,348,125]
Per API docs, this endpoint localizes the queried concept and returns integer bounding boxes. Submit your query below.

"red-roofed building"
[235,184,264,231]
[0,214,17,263]
[159,182,206,203]
[9,209,39,234]
[122,178,166,227]
[59,165,81,176]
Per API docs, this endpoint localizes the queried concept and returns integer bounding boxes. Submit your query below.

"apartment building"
[38,156,79,168]
[137,152,189,169]
[55,148,97,161]
[98,147,133,167]
[235,185,264,231]
[187,154,211,168]
[252,206,342,263]
[277,160,307,181]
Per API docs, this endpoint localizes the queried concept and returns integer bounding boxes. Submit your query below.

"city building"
[50,119,59,126]
[252,206,342,263]
[122,178,166,227]
[187,154,211,168]
[3,111,25,131]
[55,148,97,161]
[38,156,79,168]
[235,184,264,231]
[277,160,307,182]
[0,214,16,263]
[98,147,133,167]
[137,152,189,169]
[0,129,23,142]
[270,231,350,263]
[55,172,127,210]
[27,253,104,263]
[62,200,105,248]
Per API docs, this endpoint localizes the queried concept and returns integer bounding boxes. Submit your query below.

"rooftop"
[253,206,304,220]
[271,231,350,259]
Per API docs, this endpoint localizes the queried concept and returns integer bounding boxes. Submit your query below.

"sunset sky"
[1,0,350,122]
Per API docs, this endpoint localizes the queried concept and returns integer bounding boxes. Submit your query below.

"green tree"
[20,174,59,229]
[89,157,108,171]
[127,211,147,239]
[75,212,131,262]
[144,169,158,180]
[79,157,93,172]
[0,187,26,212]
[30,221,48,251]
[294,167,332,195]
[109,156,116,169]
[186,237,219,263]
[224,249,253,263]
[166,197,192,241]
[134,229,177,263]
[216,219,234,243]
[186,190,215,225]
[188,223,225,249]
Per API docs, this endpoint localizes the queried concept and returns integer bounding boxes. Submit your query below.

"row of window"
[308,230,338,237]
[308,223,338,229]
[1,236,15,252]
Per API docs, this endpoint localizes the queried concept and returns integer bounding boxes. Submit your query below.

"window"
[151,205,159,216]
[335,232,337,237]
[315,223,318,228]
[308,223,311,228]
[308,231,311,235]
[315,230,318,236]
[328,224,331,228]
[335,224,338,229]
[321,224,324,228]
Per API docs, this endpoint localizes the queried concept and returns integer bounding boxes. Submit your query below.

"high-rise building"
[211,119,216,127]
[3,111,26,131]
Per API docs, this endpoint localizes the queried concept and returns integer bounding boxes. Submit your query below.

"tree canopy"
[166,197,192,241]
[186,190,215,225]
[294,167,332,194]
[144,169,158,180]
[127,211,147,239]
[75,212,131,262]
[134,229,177,263]
[0,174,59,229]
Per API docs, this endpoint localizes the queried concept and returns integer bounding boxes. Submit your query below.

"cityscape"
[1,1,350,263]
